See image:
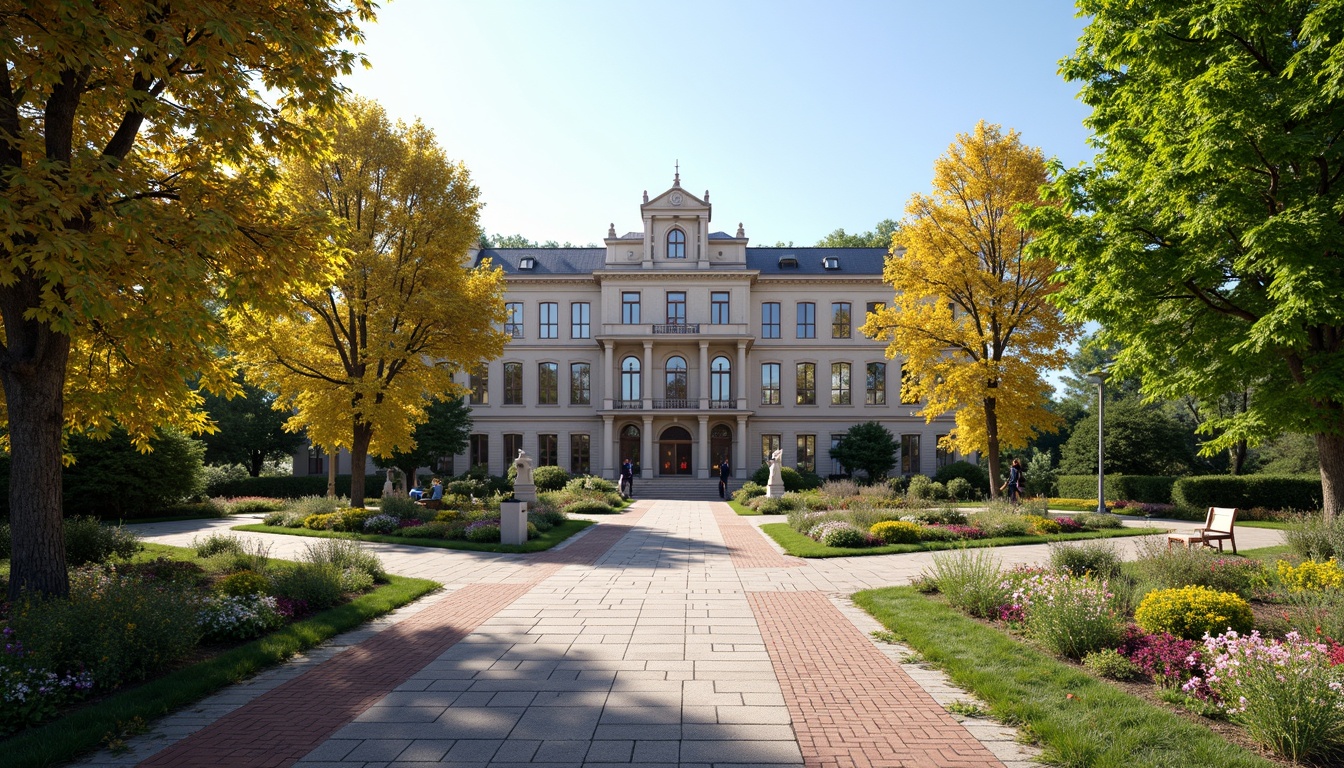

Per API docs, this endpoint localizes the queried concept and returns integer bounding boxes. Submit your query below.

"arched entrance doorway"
[658,426,693,476]
[710,424,732,467]
[619,424,641,474]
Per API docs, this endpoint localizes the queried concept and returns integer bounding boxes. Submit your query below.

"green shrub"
[61,427,205,518]
[531,465,570,491]
[465,522,501,542]
[201,537,272,574]
[221,497,286,515]
[286,495,346,517]
[192,532,244,558]
[392,521,453,539]
[302,512,341,530]
[1134,586,1254,640]
[1057,474,1177,504]
[63,516,141,566]
[447,478,488,498]
[1076,512,1124,529]
[1170,474,1321,512]
[750,464,821,492]
[8,568,202,690]
[201,463,251,495]
[301,538,385,581]
[339,567,375,593]
[1283,512,1344,561]
[754,496,795,515]
[375,495,423,520]
[205,474,384,500]
[913,506,969,525]
[563,475,618,494]
[270,563,344,609]
[944,477,972,500]
[822,525,867,548]
[971,508,1031,538]
[563,499,616,515]
[1126,538,1264,597]
[217,569,272,597]
[1049,540,1122,579]
[933,461,988,496]
[1082,649,1142,681]
[1024,575,1123,659]
[870,520,923,545]
[1025,515,1061,535]
[733,481,766,504]
[924,548,1009,618]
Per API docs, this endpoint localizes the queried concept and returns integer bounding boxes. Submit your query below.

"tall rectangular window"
[796,362,816,405]
[797,434,816,473]
[901,434,921,475]
[570,362,591,405]
[503,361,523,405]
[622,292,641,324]
[797,302,815,339]
[504,302,524,338]
[761,302,781,339]
[761,362,781,405]
[538,362,558,405]
[832,302,851,339]
[831,434,846,476]
[900,367,920,404]
[866,362,886,405]
[570,434,591,475]
[469,365,489,405]
[761,434,781,464]
[504,434,523,468]
[539,434,558,466]
[307,446,325,475]
[571,302,591,339]
[469,434,489,470]
[711,292,730,324]
[831,362,851,405]
[936,434,953,470]
[863,301,885,339]
[666,291,686,325]
[539,302,558,339]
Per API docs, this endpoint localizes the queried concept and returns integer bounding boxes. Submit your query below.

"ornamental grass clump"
[1185,630,1344,764]
[192,532,244,558]
[1128,538,1264,597]
[1049,540,1122,579]
[924,548,1008,618]
[301,538,385,582]
[1134,585,1254,640]
[1011,572,1123,659]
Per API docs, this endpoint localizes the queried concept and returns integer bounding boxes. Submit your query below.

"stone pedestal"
[501,500,528,546]
[766,479,785,499]
[514,482,536,503]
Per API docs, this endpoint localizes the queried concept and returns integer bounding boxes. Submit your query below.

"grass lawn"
[1238,543,1296,563]
[0,543,439,768]
[762,522,1162,558]
[853,587,1275,768]
[1237,520,1293,530]
[233,518,594,553]
[728,500,759,516]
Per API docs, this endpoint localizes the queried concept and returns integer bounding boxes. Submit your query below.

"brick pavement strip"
[137,507,648,768]
[711,502,802,569]
[748,591,1006,768]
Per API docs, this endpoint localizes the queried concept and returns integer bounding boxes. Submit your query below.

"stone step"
[622,478,742,501]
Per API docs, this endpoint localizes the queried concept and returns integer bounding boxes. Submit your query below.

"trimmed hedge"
[1170,474,1321,512]
[1057,474,1176,504]
[206,474,384,500]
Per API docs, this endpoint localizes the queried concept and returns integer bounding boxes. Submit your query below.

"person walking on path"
[718,457,731,499]
[1007,458,1024,505]
[620,458,635,498]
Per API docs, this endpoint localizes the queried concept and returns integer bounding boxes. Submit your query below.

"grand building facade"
[294,175,960,483]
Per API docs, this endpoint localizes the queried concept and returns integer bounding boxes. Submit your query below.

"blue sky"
[341,1,1095,246]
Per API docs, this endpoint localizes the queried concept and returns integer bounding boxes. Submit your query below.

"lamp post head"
[1085,366,1111,385]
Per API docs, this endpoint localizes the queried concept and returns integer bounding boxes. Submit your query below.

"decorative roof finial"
[608,222,616,238]
[736,222,745,238]
[704,189,710,202]
[642,189,649,203]
[673,159,680,188]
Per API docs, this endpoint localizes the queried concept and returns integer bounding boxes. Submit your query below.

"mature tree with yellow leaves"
[862,122,1078,496]
[232,99,507,508]
[0,1,373,599]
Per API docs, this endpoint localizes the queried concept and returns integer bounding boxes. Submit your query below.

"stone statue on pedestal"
[766,449,786,498]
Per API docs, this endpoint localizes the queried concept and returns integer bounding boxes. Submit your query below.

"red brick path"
[712,502,801,569]
[748,591,1005,768]
[139,510,645,768]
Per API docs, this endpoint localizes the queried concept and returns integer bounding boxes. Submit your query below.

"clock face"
[669,193,683,206]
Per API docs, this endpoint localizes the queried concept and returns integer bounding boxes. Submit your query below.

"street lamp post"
[1087,367,1111,515]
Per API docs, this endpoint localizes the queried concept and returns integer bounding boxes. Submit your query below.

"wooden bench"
[1167,506,1238,554]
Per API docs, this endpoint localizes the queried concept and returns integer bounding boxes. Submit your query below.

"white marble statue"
[382,468,395,499]
[513,449,534,487]
[766,449,786,498]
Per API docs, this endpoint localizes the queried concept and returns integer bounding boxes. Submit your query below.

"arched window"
[665,356,688,400]
[666,228,686,259]
[621,356,642,402]
[711,356,732,403]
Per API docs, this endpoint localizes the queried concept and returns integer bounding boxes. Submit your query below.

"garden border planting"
[763,522,1160,558]
[232,518,594,553]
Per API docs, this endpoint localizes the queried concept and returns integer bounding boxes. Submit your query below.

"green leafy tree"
[63,428,205,519]
[815,219,900,248]
[199,376,305,477]
[374,397,472,488]
[1029,1,1344,519]
[1059,399,1196,476]
[830,421,898,482]
[0,1,371,598]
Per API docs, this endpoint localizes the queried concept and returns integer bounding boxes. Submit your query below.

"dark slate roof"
[618,232,642,240]
[476,246,891,276]
[746,247,888,275]
[475,248,606,275]
[708,231,735,240]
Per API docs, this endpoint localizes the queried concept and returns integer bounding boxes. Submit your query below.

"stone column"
[698,340,709,409]
[641,415,653,479]
[736,415,748,480]
[736,340,748,408]
[697,415,710,480]
[642,341,653,410]
[602,415,614,480]
[602,340,614,409]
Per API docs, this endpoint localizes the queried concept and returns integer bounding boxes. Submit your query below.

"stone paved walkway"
[69,504,1284,768]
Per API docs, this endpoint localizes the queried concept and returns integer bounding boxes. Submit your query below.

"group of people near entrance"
[617,457,732,500]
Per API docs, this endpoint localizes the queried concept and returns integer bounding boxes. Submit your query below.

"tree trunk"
[326,447,337,499]
[1315,431,1344,523]
[249,449,264,477]
[1228,439,1247,476]
[984,396,1001,499]
[349,420,373,508]
[0,318,72,600]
